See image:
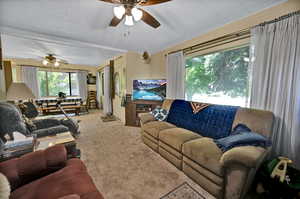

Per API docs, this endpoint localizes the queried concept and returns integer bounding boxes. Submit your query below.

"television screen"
[133,79,167,101]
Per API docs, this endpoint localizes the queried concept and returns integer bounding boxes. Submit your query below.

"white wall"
[126,51,166,94]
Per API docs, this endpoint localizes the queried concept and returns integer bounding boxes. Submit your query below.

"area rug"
[161,182,205,199]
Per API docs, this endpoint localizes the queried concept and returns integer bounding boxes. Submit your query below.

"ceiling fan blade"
[140,9,160,28]
[109,16,123,27]
[139,0,171,6]
[98,0,121,4]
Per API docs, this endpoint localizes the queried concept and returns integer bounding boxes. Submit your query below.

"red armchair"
[0,145,103,199]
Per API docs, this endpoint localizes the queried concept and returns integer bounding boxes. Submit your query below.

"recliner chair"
[0,102,75,141]
[23,101,80,137]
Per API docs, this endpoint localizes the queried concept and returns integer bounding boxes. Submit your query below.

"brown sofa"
[0,145,103,199]
[140,99,274,199]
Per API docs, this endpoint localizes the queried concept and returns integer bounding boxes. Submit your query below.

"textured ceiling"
[0,0,286,66]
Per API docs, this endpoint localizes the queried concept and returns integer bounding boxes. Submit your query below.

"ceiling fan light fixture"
[124,15,134,26]
[113,5,125,19]
[42,59,48,66]
[131,7,143,21]
[54,61,60,67]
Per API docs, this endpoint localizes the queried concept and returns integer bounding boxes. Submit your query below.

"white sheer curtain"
[166,51,185,99]
[249,13,300,168]
[77,71,88,101]
[21,66,39,98]
[103,66,112,114]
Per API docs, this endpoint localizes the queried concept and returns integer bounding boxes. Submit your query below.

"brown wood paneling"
[3,61,12,91]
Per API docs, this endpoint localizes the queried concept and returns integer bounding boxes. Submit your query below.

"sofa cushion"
[183,138,224,176]
[10,159,103,199]
[159,128,202,151]
[142,121,176,138]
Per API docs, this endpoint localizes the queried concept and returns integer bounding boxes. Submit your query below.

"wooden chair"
[86,91,98,109]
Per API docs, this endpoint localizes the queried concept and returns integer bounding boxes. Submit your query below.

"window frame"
[38,70,79,97]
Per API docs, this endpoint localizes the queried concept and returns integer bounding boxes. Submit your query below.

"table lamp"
[6,83,35,101]
[6,83,36,112]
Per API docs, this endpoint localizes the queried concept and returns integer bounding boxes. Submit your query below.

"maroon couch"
[0,145,103,199]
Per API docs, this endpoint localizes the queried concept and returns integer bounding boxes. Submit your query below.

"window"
[37,71,79,97]
[185,46,250,107]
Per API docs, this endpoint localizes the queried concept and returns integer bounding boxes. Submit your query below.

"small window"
[185,46,250,107]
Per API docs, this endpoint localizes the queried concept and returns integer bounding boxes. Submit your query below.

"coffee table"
[35,132,79,158]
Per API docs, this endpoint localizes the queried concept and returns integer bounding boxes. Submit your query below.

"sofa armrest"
[220,146,267,169]
[139,113,156,125]
[0,145,67,190]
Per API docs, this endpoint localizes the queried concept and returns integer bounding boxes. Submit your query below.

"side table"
[35,132,80,159]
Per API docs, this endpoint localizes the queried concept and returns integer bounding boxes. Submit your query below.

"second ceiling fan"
[99,0,172,28]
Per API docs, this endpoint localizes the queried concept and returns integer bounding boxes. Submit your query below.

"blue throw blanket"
[166,100,239,139]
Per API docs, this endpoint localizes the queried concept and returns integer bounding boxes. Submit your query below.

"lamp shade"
[131,7,143,21]
[6,83,36,101]
[125,15,134,26]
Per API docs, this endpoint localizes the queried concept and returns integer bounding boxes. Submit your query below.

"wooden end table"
[35,132,80,159]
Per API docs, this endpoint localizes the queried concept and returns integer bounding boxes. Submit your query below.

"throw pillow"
[214,132,272,152]
[151,107,168,121]
[0,173,10,199]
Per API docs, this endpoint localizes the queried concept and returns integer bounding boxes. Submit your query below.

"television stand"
[125,94,163,127]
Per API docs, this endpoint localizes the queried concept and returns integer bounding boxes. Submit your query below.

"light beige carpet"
[76,111,215,199]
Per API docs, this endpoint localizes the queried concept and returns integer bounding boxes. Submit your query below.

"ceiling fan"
[99,0,172,28]
[41,54,68,67]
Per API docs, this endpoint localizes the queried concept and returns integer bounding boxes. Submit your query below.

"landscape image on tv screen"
[133,79,167,101]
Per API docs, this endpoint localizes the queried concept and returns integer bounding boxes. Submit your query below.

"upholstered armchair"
[0,145,103,199]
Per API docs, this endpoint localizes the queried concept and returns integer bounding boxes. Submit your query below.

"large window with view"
[37,71,79,97]
[185,46,250,107]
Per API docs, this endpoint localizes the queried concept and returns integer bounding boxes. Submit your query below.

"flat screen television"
[133,79,167,101]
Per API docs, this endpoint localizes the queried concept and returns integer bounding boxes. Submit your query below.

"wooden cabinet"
[125,94,162,127]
